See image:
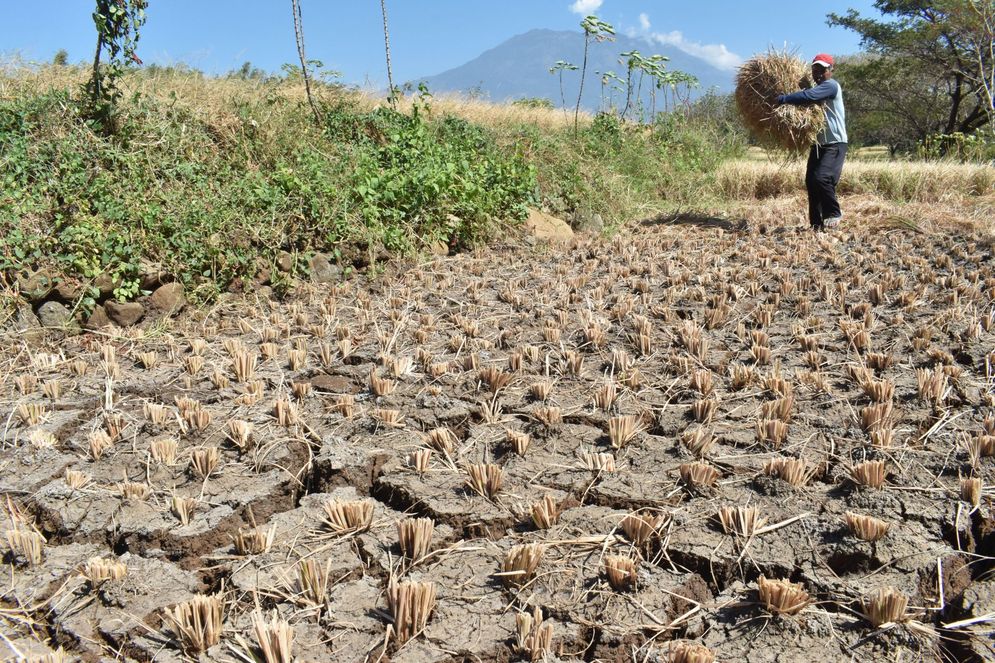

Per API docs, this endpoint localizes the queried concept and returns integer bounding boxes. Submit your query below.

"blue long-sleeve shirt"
[777,79,847,146]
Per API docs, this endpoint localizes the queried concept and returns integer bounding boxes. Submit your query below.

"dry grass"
[735,51,825,152]
[501,543,545,589]
[387,580,436,644]
[514,606,554,662]
[851,461,888,490]
[531,494,560,529]
[668,642,716,663]
[862,587,910,627]
[621,511,666,547]
[163,594,223,654]
[0,64,583,149]
[680,462,720,489]
[252,609,294,663]
[717,506,766,537]
[5,528,44,565]
[171,495,197,526]
[189,446,219,479]
[81,556,127,585]
[466,463,504,499]
[961,477,982,507]
[397,517,434,560]
[604,555,638,591]
[757,576,810,615]
[608,414,642,449]
[844,512,890,542]
[763,457,813,487]
[233,525,276,555]
[321,499,374,534]
[717,159,995,203]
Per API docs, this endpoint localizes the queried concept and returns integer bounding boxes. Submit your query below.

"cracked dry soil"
[2,218,995,662]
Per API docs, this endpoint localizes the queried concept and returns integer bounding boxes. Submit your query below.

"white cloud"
[649,29,743,71]
[569,0,603,16]
[638,13,651,31]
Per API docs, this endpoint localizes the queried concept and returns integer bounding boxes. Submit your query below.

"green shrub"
[0,67,748,303]
[348,103,536,249]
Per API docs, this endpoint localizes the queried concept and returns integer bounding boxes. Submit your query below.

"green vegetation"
[0,66,744,304]
[830,0,994,154]
[85,0,148,130]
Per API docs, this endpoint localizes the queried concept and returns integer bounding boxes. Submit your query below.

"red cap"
[812,53,834,68]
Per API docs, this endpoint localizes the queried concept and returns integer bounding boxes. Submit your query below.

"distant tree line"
[829,0,993,155]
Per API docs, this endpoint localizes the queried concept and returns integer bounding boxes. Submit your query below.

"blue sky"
[1,1,880,85]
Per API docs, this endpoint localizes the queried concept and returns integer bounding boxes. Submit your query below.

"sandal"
[824,216,842,229]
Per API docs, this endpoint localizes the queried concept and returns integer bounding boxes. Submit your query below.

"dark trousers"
[805,142,847,227]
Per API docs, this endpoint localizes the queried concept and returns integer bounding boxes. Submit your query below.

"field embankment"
[1,64,993,332]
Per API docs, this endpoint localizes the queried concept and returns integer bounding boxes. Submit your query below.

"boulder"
[149,283,186,316]
[524,208,574,243]
[309,253,340,284]
[105,300,145,327]
[37,301,78,331]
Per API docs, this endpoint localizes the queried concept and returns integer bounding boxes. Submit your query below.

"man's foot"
[810,223,823,232]
[824,216,842,229]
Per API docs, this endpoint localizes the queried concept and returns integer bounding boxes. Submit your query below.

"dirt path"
[2,213,994,661]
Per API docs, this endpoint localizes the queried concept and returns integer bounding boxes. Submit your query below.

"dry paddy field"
[2,207,995,662]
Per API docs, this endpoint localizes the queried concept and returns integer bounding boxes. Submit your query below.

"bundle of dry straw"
[736,51,826,152]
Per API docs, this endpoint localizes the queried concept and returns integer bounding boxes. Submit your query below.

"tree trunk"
[90,34,104,103]
[291,0,322,124]
[574,38,589,133]
[380,0,396,108]
[944,72,964,135]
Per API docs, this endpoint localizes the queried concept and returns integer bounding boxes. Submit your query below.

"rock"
[37,301,77,331]
[253,258,272,286]
[570,209,605,233]
[139,261,169,290]
[52,279,82,302]
[105,300,145,327]
[84,304,111,330]
[309,253,340,284]
[93,273,117,299]
[276,251,294,273]
[149,282,185,316]
[17,270,53,302]
[525,208,574,243]
[4,304,44,341]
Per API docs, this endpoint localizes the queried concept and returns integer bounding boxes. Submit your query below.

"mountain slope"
[414,29,735,113]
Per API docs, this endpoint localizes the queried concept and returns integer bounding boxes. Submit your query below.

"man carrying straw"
[776,54,848,231]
